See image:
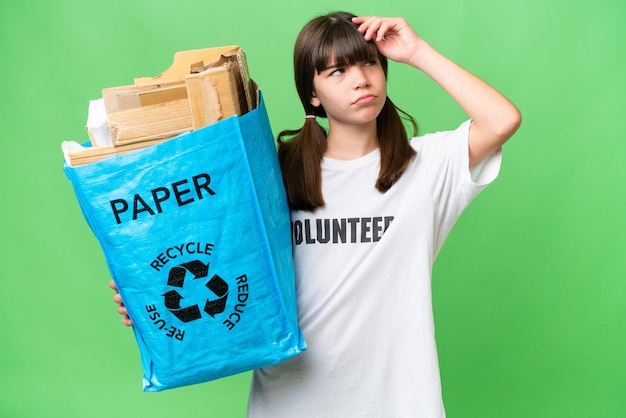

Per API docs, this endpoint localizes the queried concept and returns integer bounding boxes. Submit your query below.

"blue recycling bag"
[64,94,306,391]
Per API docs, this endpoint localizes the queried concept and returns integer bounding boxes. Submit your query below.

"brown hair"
[278,11,417,211]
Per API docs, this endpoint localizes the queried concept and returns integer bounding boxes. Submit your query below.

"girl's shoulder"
[410,120,472,153]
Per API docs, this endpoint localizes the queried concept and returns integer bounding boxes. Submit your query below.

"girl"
[248,12,520,417]
[113,11,521,417]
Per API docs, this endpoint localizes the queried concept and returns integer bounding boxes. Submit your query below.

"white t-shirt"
[248,121,502,417]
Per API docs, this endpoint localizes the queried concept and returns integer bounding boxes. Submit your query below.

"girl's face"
[310,55,387,129]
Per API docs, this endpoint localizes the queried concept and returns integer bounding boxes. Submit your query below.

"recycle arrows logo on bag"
[162,260,228,322]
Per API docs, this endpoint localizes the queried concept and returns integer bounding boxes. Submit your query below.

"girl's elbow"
[496,107,522,145]
[508,108,522,136]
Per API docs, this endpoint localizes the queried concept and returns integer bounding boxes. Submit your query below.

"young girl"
[113,11,521,417]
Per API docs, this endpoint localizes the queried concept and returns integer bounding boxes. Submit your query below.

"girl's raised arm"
[353,16,521,166]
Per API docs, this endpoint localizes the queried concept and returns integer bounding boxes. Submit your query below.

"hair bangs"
[313,21,380,73]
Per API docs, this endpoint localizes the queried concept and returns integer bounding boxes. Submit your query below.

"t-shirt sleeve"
[410,120,503,255]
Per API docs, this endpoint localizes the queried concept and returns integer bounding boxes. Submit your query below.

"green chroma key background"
[1,0,624,416]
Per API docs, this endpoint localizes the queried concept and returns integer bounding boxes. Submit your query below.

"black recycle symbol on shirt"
[162,260,229,322]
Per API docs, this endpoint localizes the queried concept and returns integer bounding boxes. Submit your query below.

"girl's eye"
[363,60,377,67]
[329,68,344,76]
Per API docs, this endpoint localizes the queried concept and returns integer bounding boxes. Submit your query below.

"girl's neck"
[324,120,379,160]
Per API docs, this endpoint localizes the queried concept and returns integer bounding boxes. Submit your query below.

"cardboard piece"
[67,46,256,166]
[104,45,254,146]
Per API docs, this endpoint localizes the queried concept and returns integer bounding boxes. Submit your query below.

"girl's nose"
[351,67,370,89]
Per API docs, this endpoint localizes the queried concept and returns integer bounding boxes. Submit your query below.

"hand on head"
[352,16,423,65]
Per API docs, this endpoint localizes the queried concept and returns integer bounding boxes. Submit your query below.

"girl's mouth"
[353,94,377,105]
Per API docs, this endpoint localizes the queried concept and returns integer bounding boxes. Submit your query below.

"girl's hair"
[278,11,417,211]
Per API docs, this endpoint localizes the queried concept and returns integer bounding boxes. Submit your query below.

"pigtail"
[376,97,417,192]
[278,118,327,211]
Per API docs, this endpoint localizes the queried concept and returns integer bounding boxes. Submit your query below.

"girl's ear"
[310,91,321,107]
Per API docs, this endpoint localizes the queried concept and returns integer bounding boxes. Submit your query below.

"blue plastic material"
[64,93,306,391]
